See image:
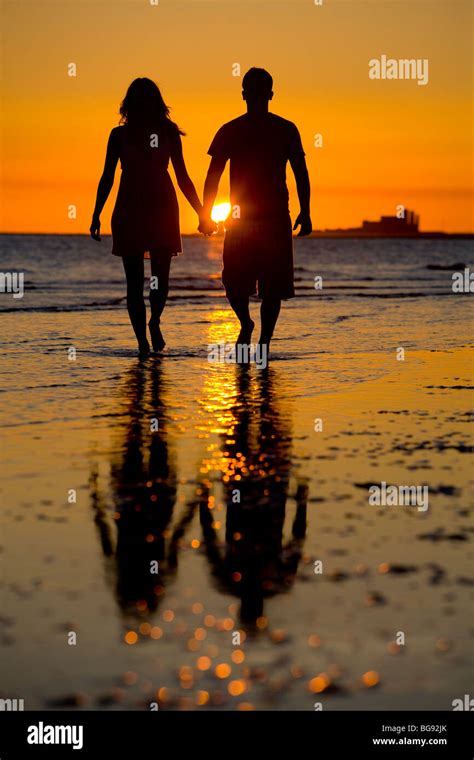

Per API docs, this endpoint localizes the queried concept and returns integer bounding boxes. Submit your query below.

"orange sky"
[1,0,473,234]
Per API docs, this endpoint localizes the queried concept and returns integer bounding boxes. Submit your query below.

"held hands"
[198,213,217,236]
[90,216,101,241]
[293,212,312,237]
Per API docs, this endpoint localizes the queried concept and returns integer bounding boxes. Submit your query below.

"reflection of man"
[201,68,312,354]
[199,367,308,627]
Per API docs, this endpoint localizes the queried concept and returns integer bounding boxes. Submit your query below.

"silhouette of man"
[198,367,308,628]
[201,68,312,354]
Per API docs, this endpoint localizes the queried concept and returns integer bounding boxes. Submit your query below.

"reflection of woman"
[90,78,214,356]
[91,361,189,623]
[112,362,177,616]
[199,367,308,627]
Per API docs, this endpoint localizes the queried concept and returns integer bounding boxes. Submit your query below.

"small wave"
[426,263,466,271]
[0,289,459,313]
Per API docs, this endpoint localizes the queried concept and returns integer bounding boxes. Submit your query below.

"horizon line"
[1,230,473,237]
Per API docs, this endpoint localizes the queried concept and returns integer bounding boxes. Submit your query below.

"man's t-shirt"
[207,113,305,222]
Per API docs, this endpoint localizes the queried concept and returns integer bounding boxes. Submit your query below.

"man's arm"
[289,152,312,236]
[200,155,228,233]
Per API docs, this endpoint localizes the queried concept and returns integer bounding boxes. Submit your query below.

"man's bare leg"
[259,297,281,351]
[228,297,255,345]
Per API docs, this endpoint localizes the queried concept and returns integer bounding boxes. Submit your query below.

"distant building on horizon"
[310,209,469,238]
[361,209,419,234]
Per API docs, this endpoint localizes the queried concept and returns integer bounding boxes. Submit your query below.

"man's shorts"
[222,215,295,300]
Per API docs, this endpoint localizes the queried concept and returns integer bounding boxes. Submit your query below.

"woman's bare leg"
[149,252,172,351]
[122,256,150,356]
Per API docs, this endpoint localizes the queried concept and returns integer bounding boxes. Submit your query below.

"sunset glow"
[1,0,472,234]
[211,202,231,223]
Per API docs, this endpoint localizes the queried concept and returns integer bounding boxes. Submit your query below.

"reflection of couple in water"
[91,362,307,631]
[91,68,311,358]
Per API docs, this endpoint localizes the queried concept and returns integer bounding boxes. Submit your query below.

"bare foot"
[138,339,151,358]
[149,320,166,352]
[236,319,255,348]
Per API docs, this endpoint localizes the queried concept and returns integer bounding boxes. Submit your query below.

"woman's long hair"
[119,77,184,135]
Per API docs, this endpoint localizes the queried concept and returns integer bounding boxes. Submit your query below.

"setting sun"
[211,202,231,223]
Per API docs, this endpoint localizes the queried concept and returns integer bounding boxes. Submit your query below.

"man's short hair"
[242,68,273,96]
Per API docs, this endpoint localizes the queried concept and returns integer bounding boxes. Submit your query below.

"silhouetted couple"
[91,68,311,358]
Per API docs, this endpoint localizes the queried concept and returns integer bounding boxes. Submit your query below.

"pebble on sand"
[362,671,380,688]
[270,629,288,643]
[308,673,331,693]
[435,638,452,652]
[364,592,386,607]
[46,692,89,707]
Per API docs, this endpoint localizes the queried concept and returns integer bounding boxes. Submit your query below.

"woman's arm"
[202,155,227,220]
[90,128,121,241]
[170,132,204,217]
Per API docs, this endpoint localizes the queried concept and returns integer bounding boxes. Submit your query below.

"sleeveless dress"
[111,123,182,259]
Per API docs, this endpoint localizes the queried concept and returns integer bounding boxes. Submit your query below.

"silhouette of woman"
[89,360,197,627]
[90,77,214,356]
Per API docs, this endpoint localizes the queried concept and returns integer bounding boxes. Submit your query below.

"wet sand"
[1,304,472,710]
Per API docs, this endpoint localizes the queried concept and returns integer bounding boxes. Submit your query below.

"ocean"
[2,234,472,315]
